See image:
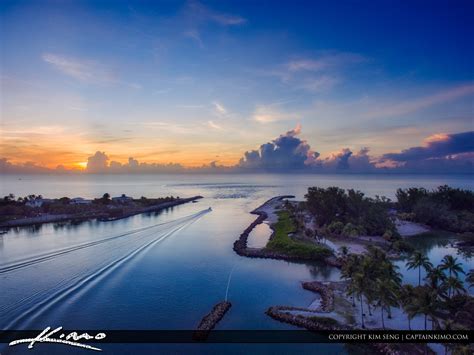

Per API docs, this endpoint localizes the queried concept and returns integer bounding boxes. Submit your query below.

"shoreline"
[232,195,342,267]
[266,280,435,355]
[0,196,203,228]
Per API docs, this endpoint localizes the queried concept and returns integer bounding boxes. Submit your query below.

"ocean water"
[0,173,473,354]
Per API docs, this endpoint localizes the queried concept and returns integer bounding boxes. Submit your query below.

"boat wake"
[0,209,209,275]
[1,209,210,329]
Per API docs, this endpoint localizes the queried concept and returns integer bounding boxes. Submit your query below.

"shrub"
[327,221,344,235]
[391,240,414,253]
[342,223,360,237]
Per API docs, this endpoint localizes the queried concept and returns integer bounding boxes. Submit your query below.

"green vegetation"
[266,210,332,260]
[0,193,179,223]
[406,251,433,285]
[341,247,472,333]
[396,185,474,233]
[305,187,395,237]
[341,247,402,329]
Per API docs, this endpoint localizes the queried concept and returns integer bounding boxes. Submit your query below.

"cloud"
[0,158,51,174]
[256,52,365,94]
[253,104,296,123]
[382,131,474,162]
[322,147,376,172]
[184,29,204,48]
[86,151,109,173]
[2,127,472,174]
[42,53,116,84]
[237,128,472,173]
[298,76,339,92]
[187,0,246,26]
[207,120,223,130]
[364,84,474,119]
[239,124,320,170]
[212,101,227,115]
[288,53,365,72]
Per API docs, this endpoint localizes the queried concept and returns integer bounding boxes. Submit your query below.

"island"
[0,193,203,228]
[234,185,474,354]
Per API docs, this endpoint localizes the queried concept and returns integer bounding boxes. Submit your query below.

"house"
[112,194,133,203]
[25,198,53,208]
[70,197,92,205]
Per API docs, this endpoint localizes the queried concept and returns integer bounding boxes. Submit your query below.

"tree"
[411,286,440,330]
[352,272,367,328]
[341,254,361,307]
[440,255,464,278]
[396,187,428,212]
[466,269,474,289]
[443,276,466,298]
[406,251,433,286]
[399,284,416,330]
[103,193,111,200]
[375,278,399,329]
[379,261,402,320]
[425,266,447,293]
[3,193,15,202]
[305,186,347,226]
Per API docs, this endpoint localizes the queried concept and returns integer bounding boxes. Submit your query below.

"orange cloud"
[423,133,450,144]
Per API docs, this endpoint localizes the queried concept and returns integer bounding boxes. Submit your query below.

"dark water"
[0,173,472,354]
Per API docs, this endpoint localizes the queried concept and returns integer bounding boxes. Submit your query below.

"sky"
[1,0,473,173]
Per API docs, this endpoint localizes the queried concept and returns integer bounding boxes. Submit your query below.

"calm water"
[0,173,473,354]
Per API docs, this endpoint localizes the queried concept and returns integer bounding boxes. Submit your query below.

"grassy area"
[266,210,332,260]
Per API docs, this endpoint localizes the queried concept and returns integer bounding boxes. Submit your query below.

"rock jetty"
[193,301,232,341]
[233,195,342,267]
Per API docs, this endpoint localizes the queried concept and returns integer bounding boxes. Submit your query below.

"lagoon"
[0,173,473,353]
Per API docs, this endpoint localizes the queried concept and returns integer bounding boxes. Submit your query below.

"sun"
[75,162,88,170]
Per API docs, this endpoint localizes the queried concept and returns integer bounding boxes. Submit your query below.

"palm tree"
[367,245,388,262]
[341,254,360,307]
[353,272,367,328]
[412,286,440,330]
[440,255,464,278]
[375,279,399,329]
[406,251,433,286]
[379,261,402,319]
[399,284,416,330]
[443,276,466,298]
[425,266,447,292]
[466,269,474,289]
[360,256,376,316]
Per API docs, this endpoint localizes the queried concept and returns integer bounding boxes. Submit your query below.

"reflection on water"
[247,222,272,248]
[396,232,473,290]
[0,173,472,354]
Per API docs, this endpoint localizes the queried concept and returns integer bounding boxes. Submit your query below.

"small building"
[112,194,133,203]
[25,198,53,208]
[70,197,92,205]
